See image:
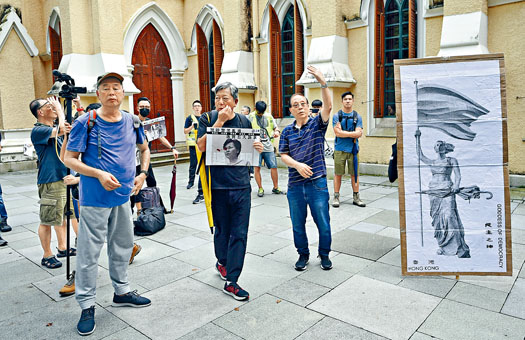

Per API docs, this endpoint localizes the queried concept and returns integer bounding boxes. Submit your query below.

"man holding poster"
[197,82,263,301]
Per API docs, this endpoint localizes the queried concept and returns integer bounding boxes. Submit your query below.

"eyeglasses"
[37,101,51,111]
[291,102,308,109]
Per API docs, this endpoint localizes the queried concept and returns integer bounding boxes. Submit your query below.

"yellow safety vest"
[186,114,199,146]
[250,112,274,139]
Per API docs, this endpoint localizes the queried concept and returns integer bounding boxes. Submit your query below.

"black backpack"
[134,207,166,236]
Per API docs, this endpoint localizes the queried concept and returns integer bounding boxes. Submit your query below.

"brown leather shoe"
[59,271,75,297]
[129,243,142,264]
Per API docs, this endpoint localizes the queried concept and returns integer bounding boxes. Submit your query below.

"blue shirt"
[67,111,146,208]
[333,110,363,153]
[197,111,252,190]
[279,115,328,187]
[31,123,67,184]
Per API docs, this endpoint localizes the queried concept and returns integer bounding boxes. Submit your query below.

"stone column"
[171,69,186,143]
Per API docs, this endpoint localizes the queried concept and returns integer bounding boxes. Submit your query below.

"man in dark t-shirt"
[197,82,263,301]
[29,96,73,269]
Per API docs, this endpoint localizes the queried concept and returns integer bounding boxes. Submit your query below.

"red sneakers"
[215,262,227,281]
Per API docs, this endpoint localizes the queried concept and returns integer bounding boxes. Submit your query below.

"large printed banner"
[394,54,512,276]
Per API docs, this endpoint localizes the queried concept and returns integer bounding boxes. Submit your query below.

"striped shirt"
[279,115,328,187]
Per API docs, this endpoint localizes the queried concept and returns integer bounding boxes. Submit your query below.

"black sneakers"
[192,194,204,204]
[112,290,151,308]
[77,305,95,336]
[223,282,249,301]
[295,254,309,271]
[319,254,333,270]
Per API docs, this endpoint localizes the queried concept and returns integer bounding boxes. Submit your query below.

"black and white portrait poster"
[143,116,166,142]
[206,127,260,166]
[395,54,512,276]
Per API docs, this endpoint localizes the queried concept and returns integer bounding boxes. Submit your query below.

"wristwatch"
[171,146,177,150]
[139,170,149,177]
[320,83,328,89]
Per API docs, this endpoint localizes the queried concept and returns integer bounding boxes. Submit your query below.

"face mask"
[139,108,150,117]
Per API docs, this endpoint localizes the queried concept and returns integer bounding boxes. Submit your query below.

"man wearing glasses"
[29,97,73,269]
[65,72,151,336]
[279,65,334,271]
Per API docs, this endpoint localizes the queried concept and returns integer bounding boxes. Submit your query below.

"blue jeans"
[0,183,7,219]
[286,177,331,256]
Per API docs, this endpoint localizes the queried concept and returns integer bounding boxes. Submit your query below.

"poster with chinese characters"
[206,127,260,166]
[394,54,512,276]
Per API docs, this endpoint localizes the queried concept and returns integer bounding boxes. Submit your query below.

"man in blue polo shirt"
[279,65,333,271]
[65,72,151,336]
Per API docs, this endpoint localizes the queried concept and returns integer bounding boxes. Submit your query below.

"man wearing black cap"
[65,72,152,336]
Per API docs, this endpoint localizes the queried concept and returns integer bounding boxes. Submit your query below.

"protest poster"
[205,127,260,166]
[143,116,166,142]
[394,54,512,276]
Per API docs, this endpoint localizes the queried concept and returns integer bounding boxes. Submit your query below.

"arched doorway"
[132,23,174,153]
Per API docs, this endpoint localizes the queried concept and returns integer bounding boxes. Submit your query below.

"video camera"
[52,70,87,99]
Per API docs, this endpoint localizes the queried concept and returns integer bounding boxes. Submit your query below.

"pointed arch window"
[269,2,304,118]
[49,19,62,82]
[374,0,416,118]
[196,20,223,112]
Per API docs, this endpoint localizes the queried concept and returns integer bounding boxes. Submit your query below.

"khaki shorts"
[334,150,359,176]
[38,180,67,226]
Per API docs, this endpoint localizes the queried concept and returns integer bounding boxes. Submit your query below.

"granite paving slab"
[367,197,399,211]
[246,232,291,256]
[214,294,324,340]
[501,277,525,319]
[144,222,200,244]
[192,253,300,300]
[513,203,525,215]
[348,221,386,234]
[169,212,213,232]
[109,277,241,339]
[358,261,403,285]
[33,266,112,302]
[399,276,456,298]
[171,241,216,269]
[363,209,400,229]
[511,213,525,230]
[249,222,290,236]
[0,284,53,322]
[376,245,401,267]
[1,230,36,242]
[359,176,390,185]
[376,227,401,239]
[308,275,441,340]
[0,258,52,292]
[298,263,354,288]
[100,327,150,340]
[178,323,243,340]
[270,277,330,306]
[362,185,398,194]
[1,184,36,194]
[296,316,388,340]
[167,235,210,250]
[0,247,24,264]
[330,229,399,260]
[329,206,383,231]
[409,332,442,340]
[263,244,318,265]
[419,299,525,340]
[330,253,373,273]
[3,234,42,251]
[8,212,40,227]
[273,225,320,245]
[171,201,207,216]
[128,256,200,290]
[99,238,179,269]
[0,298,127,340]
[458,268,519,293]
[249,205,291,227]
[511,228,525,245]
[445,281,507,312]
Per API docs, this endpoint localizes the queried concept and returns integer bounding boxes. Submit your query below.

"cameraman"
[30,97,74,269]
[184,100,203,204]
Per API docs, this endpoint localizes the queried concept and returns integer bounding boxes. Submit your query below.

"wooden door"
[132,23,174,153]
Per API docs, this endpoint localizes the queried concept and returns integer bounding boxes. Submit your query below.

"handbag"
[324,138,334,158]
[133,207,166,236]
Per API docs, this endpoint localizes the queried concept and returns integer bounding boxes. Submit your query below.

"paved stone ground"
[1,164,524,340]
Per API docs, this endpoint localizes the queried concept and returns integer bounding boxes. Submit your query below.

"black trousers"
[188,146,203,195]
[211,188,251,282]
